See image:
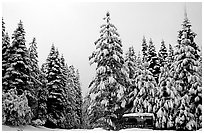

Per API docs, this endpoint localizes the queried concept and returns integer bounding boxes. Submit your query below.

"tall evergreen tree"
[158,39,168,67]
[128,62,157,113]
[147,38,160,83]
[171,11,202,130]
[37,63,48,123]
[75,69,83,128]
[64,64,77,128]
[4,20,32,94]
[28,37,41,120]
[45,44,67,128]
[66,65,83,128]
[88,12,128,130]
[124,46,137,82]
[2,18,11,91]
[154,65,178,129]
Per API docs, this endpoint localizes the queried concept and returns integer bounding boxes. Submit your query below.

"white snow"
[123,113,154,117]
[2,125,61,131]
[2,125,202,131]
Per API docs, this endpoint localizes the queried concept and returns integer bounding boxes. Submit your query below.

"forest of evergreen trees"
[2,11,202,131]
[2,19,83,129]
[83,12,202,131]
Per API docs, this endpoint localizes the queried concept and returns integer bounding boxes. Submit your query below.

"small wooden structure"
[120,113,154,129]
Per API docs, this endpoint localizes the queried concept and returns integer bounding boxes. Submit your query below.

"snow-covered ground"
[2,125,152,131]
[2,125,202,131]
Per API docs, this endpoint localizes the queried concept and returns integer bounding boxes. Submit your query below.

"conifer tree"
[88,12,128,130]
[75,69,83,128]
[147,38,160,83]
[158,40,168,67]
[66,65,83,128]
[128,62,157,113]
[28,37,41,120]
[141,36,148,62]
[154,65,178,129]
[37,63,48,123]
[124,46,137,80]
[4,21,34,105]
[2,18,11,91]
[45,45,67,128]
[172,11,202,130]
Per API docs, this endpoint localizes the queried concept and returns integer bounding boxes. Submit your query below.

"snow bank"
[2,125,62,131]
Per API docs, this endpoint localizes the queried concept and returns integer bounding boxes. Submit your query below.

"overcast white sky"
[2,1,202,97]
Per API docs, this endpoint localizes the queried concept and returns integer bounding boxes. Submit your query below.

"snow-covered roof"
[123,113,154,117]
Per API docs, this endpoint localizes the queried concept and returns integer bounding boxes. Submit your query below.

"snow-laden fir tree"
[62,64,77,128]
[45,44,67,128]
[88,12,129,130]
[66,65,83,128]
[141,36,148,62]
[75,69,83,128]
[171,11,202,130]
[147,38,160,83]
[124,46,137,95]
[124,46,137,80]
[59,55,74,128]
[154,64,179,129]
[37,63,48,124]
[28,37,41,120]
[158,39,168,67]
[4,20,32,94]
[2,19,11,91]
[127,62,157,113]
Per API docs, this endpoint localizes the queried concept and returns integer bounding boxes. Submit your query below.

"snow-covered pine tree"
[172,11,202,131]
[147,38,160,83]
[4,20,31,93]
[75,69,83,128]
[66,65,83,128]
[128,62,157,114]
[141,36,148,62]
[59,55,72,128]
[36,63,48,124]
[158,39,168,67]
[88,12,128,130]
[2,19,11,91]
[124,46,137,80]
[167,44,174,67]
[63,64,76,128]
[28,37,41,120]
[45,45,67,128]
[124,46,137,95]
[154,64,178,129]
